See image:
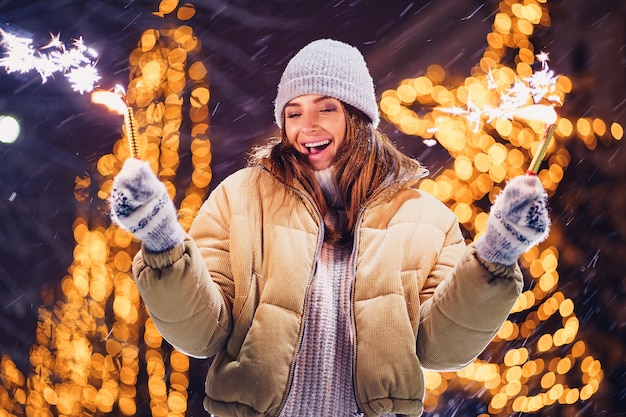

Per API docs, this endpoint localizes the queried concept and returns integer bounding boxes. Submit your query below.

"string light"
[0,2,209,415]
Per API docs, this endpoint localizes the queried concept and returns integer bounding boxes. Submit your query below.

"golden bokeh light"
[0,1,213,415]
[380,0,614,414]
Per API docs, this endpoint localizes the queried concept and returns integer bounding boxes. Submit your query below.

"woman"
[110,39,550,417]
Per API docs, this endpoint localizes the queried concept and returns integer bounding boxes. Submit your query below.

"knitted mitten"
[476,175,550,265]
[109,158,185,252]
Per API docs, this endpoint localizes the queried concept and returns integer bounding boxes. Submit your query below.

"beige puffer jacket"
[133,166,523,417]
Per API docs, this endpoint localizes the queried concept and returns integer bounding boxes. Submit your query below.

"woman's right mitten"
[109,158,185,252]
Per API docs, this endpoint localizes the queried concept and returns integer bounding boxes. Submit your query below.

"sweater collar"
[314,168,344,209]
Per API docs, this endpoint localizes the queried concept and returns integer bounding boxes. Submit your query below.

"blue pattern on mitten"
[109,158,185,252]
[476,175,550,265]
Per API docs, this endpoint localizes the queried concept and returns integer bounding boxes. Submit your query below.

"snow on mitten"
[476,175,550,265]
[109,158,185,252]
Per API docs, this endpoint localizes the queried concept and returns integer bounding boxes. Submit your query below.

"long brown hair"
[248,103,424,245]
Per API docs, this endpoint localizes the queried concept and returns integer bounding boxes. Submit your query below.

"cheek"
[284,126,298,146]
[334,121,347,146]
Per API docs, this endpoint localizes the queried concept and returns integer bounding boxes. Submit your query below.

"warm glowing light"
[92,86,141,159]
[513,104,558,125]
[91,88,127,115]
[611,122,623,140]
[0,2,216,415]
[576,118,592,137]
[381,1,610,412]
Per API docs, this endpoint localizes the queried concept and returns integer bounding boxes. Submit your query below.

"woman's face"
[284,94,347,171]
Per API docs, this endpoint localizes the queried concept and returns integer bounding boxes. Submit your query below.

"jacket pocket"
[226,272,262,356]
[400,269,422,337]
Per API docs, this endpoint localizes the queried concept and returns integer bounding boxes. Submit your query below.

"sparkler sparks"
[439,52,560,132]
[435,52,561,175]
[0,29,100,93]
[91,85,141,159]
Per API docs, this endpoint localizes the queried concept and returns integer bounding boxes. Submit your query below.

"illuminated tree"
[379,0,621,415]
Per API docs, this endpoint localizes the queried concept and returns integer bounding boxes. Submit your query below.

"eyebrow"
[285,95,335,107]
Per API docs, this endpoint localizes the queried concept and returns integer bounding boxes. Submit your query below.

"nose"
[300,110,319,133]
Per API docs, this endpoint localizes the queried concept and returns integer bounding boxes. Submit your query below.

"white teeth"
[304,139,331,148]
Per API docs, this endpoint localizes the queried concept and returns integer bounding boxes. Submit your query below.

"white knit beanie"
[274,39,380,128]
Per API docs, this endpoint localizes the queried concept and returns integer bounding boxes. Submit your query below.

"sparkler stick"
[527,123,556,175]
[512,104,558,175]
[121,96,140,159]
[91,86,141,159]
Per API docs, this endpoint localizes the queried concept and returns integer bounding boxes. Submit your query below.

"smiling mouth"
[304,139,331,153]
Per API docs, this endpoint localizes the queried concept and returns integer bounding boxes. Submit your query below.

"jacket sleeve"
[132,183,235,358]
[416,216,523,371]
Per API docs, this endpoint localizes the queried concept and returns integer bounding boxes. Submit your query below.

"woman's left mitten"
[476,175,550,265]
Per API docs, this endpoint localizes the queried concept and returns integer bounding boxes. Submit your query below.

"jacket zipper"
[350,206,367,416]
[350,173,428,416]
[270,167,429,416]
[275,187,325,416]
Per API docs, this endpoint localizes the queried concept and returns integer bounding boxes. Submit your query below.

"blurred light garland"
[0,1,209,416]
[380,0,621,415]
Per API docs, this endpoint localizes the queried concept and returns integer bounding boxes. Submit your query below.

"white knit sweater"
[279,169,395,417]
[279,234,358,416]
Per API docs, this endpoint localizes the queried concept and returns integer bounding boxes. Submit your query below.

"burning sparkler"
[438,52,560,174]
[91,86,140,159]
[0,29,100,94]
